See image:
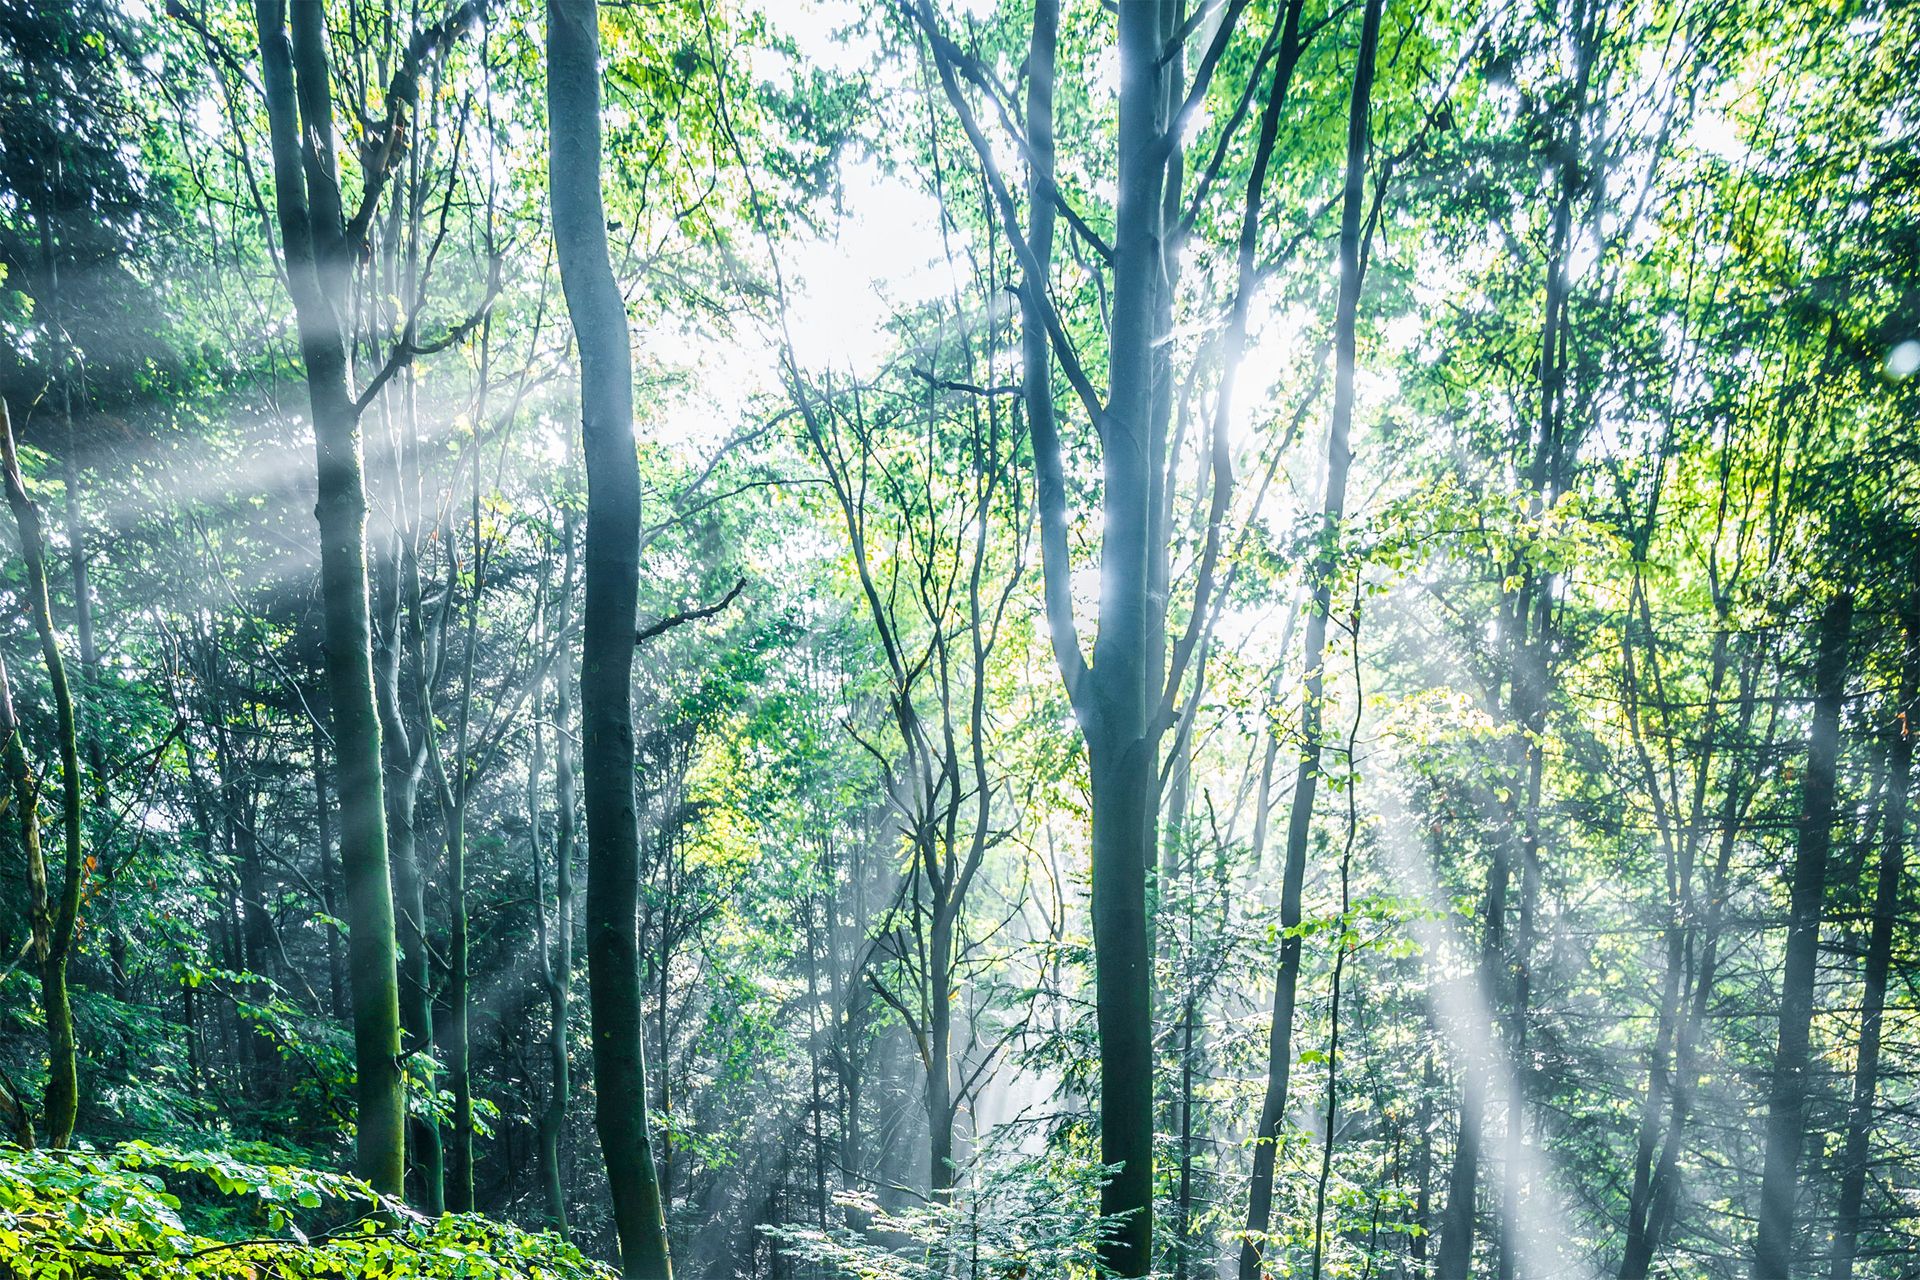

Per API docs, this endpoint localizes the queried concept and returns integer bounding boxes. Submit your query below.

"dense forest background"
[0,0,1915,1277]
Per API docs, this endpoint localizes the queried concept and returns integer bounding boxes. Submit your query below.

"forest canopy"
[0,0,1915,1278]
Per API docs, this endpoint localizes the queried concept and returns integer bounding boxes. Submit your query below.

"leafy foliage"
[0,1141,609,1278]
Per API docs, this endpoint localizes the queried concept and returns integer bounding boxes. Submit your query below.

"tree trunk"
[928,909,955,1196]
[442,474,483,1214]
[237,785,283,1091]
[254,0,406,1196]
[1436,823,1505,1280]
[438,386,488,1213]
[2,398,84,1149]
[657,932,673,1209]
[1620,639,1768,1280]
[1828,582,1912,1280]
[0,648,40,1148]
[445,794,472,1214]
[547,3,671,1274]
[314,717,345,1020]
[1409,1054,1434,1276]
[805,891,828,1227]
[1078,8,1175,1272]
[182,967,202,1103]
[373,499,443,1212]
[35,200,107,838]
[1750,592,1852,1280]
[538,508,580,1237]
[386,750,444,1212]
[1617,617,1727,1276]
[1241,1,1375,1270]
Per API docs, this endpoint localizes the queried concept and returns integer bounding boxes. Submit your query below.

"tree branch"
[635,578,747,646]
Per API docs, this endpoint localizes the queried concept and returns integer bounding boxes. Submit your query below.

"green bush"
[0,1142,611,1278]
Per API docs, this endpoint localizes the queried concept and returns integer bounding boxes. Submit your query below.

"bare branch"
[635,578,748,646]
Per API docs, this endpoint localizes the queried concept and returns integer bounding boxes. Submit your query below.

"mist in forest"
[0,2,1914,1279]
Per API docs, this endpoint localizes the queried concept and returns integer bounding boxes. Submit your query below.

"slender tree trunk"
[387,73,451,1219]
[254,0,405,1196]
[31,203,105,844]
[222,896,244,1078]
[373,503,443,1213]
[537,510,580,1237]
[36,203,109,937]
[0,649,40,1148]
[387,752,444,1211]
[1242,3,1376,1271]
[1436,823,1505,1280]
[237,788,283,1090]
[1409,1053,1434,1277]
[1439,169,1576,1280]
[314,717,345,1020]
[1750,592,1853,1280]
[2,399,84,1149]
[442,464,483,1214]
[657,931,674,1209]
[438,378,489,1212]
[1626,729,1752,1276]
[1504,667,1546,1280]
[1616,603,1760,1279]
[530,691,562,1229]
[1828,583,1913,1280]
[1309,909,1350,1280]
[182,967,202,1103]
[1499,16,1597,1265]
[1016,0,1075,710]
[548,3,671,1273]
[1618,619,1726,1273]
[445,793,472,1214]
[929,908,955,1196]
[1169,662,1208,1280]
[806,890,828,1228]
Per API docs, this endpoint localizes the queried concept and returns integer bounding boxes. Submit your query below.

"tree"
[1750,592,1852,1280]
[0,398,83,1148]
[1242,0,1380,1271]
[904,3,1305,1267]
[246,0,489,1196]
[532,500,581,1236]
[1829,560,1915,1280]
[2,3,1918,1277]
[546,1,671,1273]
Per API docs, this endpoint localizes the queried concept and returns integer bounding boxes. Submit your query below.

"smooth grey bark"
[387,740,443,1210]
[372,389,446,1214]
[435,412,485,1214]
[1078,7,1171,1269]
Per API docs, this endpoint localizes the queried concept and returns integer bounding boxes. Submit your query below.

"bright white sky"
[762,0,989,371]
[648,0,962,449]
